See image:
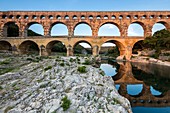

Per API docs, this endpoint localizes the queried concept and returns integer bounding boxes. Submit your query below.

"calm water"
[100,60,170,113]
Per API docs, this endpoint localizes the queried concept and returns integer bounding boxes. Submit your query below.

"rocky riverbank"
[0,55,132,113]
[131,56,170,67]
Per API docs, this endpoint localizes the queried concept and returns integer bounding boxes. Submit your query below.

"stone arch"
[0,41,12,52]
[24,22,44,37]
[19,40,39,54]
[127,84,143,97]
[46,40,67,55]
[152,21,169,35]
[132,40,144,54]
[98,22,121,36]
[3,22,19,37]
[100,40,125,56]
[50,22,68,36]
[128,21,145,36]
[73,22,92,36]
[73,40,92,55]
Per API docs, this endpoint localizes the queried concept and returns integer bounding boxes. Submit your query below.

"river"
[100,60,170,113]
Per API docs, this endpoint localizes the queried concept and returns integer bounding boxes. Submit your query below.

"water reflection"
[100,64,117,76]
[100,61,170,113]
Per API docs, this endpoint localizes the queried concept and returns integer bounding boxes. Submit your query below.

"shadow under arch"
[0,41,12,52]
[132,40,145,54]
[73,22,92,36]
[46,40,67,56]
[100,40,125,57]
[50,22,68,36]
[24,22,44,37]
[73,40,92,55]
[3,22,19,37]
[19,40,39,54]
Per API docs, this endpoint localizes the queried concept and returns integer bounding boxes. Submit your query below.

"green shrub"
[77,66,86,73]
[4,106,14,113]
[0,86,3,90]
[69,58,74,62]
[60,62,65,67]
[61,96,71,111]
[82,59,91,65]
[44,66,52,71]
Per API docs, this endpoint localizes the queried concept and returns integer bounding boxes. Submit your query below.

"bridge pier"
[92,45,99,56]
[125,46,132,61]
[39,45,48,56]
[67,45,73,56]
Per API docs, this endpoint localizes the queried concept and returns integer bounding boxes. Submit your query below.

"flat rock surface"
[0,56,132,113]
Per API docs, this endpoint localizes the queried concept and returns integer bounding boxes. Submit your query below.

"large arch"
[25,22,44,37]
[3,22,19,37]
[19,40,39,54]
[132,40,144,54]
[73,40,92,55]
[98,22,121,36]
[74,22,92,36]
[46,40,66,55]
[152,22,167,35]
[100,40,125,57]
[0,41,12,52]
[50,22,68,36]
[128,22,145,36]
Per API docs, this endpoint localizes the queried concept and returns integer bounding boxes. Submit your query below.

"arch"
[74,22,92,36]
[0,41,12,52]
[25,22,44,36]
[150,86,162,96]
[132,40,144,54]
[127,84,143,96]
[98,22,121,36]
[49,15,53,19]
[19,40,39,54]
[128,22,145,36]
[100,40,125,56]
[152,22,167,35]
[50,22,68,36]
[73,40,92,55]
[64,15,69,20]
[46,40,66,55]
[3,22,19,37]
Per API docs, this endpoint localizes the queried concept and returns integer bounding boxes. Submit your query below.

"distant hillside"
[28,29,42,36]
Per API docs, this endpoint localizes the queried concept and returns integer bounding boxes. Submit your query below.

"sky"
[0,0,169,47]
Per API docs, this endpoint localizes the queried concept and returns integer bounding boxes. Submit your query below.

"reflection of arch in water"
[111,62,125,81]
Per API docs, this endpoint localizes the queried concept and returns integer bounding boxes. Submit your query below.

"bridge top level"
[0,11,170,20]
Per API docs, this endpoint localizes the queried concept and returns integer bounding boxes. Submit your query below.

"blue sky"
[0,0,170,11]
[0,0,168,47]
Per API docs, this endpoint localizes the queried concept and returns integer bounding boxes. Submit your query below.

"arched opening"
[127,84,143,96]
[150,86,162,96]
[19,40,39,55]
[152,22,166,35]
[128,23,144,36]
[132,40,144,54]
[46,41,66,56]
[0,41,12,53]
[3,22,19,37]
[99,40,125,59]
[25,22,44,37]
[98,23,120,36]
[73,41,92,56]
[50,23,68,36]
[74,23,92,36]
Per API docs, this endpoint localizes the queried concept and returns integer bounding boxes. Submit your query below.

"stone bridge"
[0,11,170,60]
